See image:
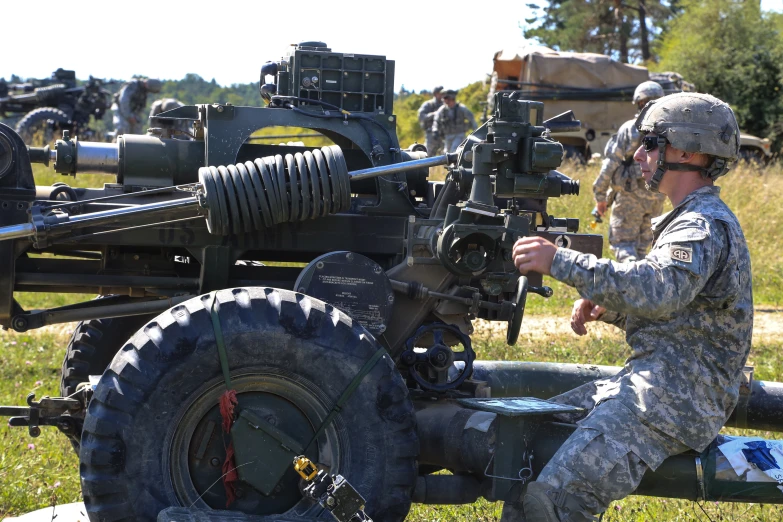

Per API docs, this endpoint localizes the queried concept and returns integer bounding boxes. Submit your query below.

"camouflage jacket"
[417,98,443,132]
[551,186,753,453]
[593,118,648,203]
[112,80,147,118]
[432,103,477,137]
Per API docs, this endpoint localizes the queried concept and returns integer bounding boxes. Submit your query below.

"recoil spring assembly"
[198,145,351,235]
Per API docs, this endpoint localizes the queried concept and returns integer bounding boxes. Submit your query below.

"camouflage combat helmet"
[144,78,163,93]
[150,98,183,117]
[632,81,664,105]
[636,92,740,191]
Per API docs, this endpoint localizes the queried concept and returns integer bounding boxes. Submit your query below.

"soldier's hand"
[512,236,557,276]
[570,299,606,336]
[596,201,608,216]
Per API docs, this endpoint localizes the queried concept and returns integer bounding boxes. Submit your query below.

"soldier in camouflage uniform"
[506,92,752,522]
[111,78,162,139]
[148,98,191,139]
[593,81,667,262]
[432,89,477,153]
[417,86,444,156]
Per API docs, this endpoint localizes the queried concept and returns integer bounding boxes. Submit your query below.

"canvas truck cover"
[492,46,648,91]
[489,46,649,151]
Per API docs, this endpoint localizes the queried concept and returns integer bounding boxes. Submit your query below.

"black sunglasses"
[642,135,666,152]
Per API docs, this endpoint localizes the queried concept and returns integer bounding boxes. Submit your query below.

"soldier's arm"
[612,123,638,160]
[432,109,442,136]
[596,309,627,329]
[417,102,429,128]
[550,217,726,319]
[117,84,136,117]
[592,158,616,203]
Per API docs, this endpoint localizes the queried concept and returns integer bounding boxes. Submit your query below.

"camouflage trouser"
[501,385,689,521]
[425,131,443,157]
[112,112,143,138]
[444,133,465,153]
[608,182,666,263]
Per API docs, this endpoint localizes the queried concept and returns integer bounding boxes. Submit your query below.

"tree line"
[524,0,783,151]
[4,0,781,153]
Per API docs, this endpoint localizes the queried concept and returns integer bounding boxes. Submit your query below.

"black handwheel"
[80,288,418,522]
[402,323,475,392]
[506,276,528,345]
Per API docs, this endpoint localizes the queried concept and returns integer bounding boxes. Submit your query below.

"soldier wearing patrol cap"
[112,77,163,139]
[418,86,444,156]
[504,92,752,522]
[432,89,477,154]
[593,81,667,262]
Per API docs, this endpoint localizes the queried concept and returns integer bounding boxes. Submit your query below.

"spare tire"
[60,308,154,452]
[80,288,418,522]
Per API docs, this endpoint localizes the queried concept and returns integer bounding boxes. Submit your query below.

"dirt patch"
[473,307,783,343]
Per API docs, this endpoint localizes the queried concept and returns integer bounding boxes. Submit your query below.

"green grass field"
[2,160,783,520]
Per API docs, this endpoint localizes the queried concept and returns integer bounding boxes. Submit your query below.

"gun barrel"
[349,153,456,181]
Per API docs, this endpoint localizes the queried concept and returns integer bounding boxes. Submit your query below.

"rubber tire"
[61,314,154,397]
[15,107,71,145]
[80,288,418,522]
[60,312,154,452]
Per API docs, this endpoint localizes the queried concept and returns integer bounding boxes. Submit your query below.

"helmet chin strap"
[645,136,669,192]
[645,135,711,192]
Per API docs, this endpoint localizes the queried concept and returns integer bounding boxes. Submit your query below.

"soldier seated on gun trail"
[593,81,667,262]
[505,92,753,522]
[432,89,477,154]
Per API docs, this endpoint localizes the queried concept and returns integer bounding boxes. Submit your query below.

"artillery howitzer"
[0,68,113,145]
[1,42,783,522]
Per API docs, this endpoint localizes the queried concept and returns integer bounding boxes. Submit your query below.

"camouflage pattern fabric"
[432,103,477,149]
[530,185,754,519]
[418,98,443,155]
[443,133,466,154]
[593,119,666,262]
[148,98,191,139]
[425,130,444,156]
[551,185,753,452]
[533,400,688,521]
[418,98,443,132]
[111,80,149,137]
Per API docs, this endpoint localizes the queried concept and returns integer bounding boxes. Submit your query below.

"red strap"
[219,389,239,506]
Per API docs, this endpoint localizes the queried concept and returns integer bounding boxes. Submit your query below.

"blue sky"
[3,0,781,92]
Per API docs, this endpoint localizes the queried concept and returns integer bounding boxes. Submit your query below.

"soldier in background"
[432,89,477,154]
[417,86,444,156]
[507,92,751,522]
[148,98,191,139]
[593,81,667,262]
[112,78,162,139]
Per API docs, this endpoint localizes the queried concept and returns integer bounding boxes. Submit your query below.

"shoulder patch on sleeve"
[655,219,710,246]
[669,244,693,263]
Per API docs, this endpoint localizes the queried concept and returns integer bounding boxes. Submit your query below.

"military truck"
[488,46,773,162]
